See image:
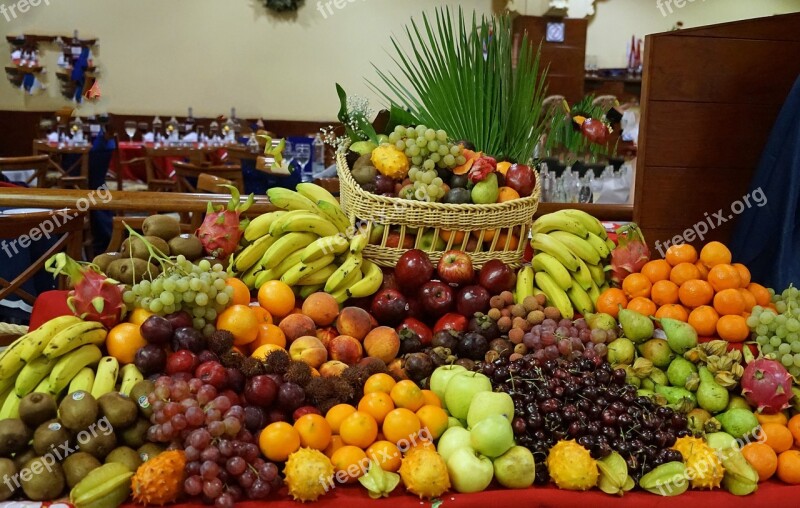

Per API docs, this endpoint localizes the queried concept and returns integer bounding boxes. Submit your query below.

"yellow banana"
[587,280,602,303]
[317,200,350,233]
[274,212,340,238]
[281,255,336,286]
[514,265,535,304]
[296,182,339,208]
[266,188,324,215]
[302,235,349,263]
[91,356,120,399]
[349,233,368,255]
[240,262,262,289]
[43,325,106,359]
[586,232,611,259]
[531,233,580,271]
[19,314,87,363]
[567,280,594,315]
[244,211,286,242]
[299,284,325,299]
[0,390,20,419]
[49,344,103,395]
[234,234,277,273]
[606,237,616,251]
[570,257,595,291]
[532,253,572,290]
[587,262,607,287]
[255,249,306,286]
[297,265,338,286]
[326,261,363,293]
[324,252,363,293]
[347,260,384,298]
[260,232,318,270]
[559,209,607,239]
[15,355,59,397]
[119,364,144,397]
[549,231,601,265]
[68,367,95,395]
[531,212,590,239]
[535,272,574,319]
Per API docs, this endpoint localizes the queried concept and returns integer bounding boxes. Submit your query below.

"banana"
[276,213,340,238]
[329,287,350,304]
[0,315,85,375]
[244,211,286,242]
[240,262,263,289]
[0,376,15,396]
[260,232,318,270]
[606,237,616,251]
[0,390,20,419]
[326,261,363,293]
[587,262,608,287]
[549,230,601,265]
[297,265,338,286]
[68,367,96,395]
[91,356,120,398]
[531,233,580,271]
[266,188,324,215]
[234,234,277,273]
[587,280,602,304]
[586,232,611,259]
[119,364,143,397]
[70,462,133,508]
[34,376,55,395]
[302,235,349,263]
[255,249,306,287]
[514,266,535,304]
[347,260,384,298]
[559,209,607,239]
[49,344,103,395]
[570,257,595,291]
[531,253,572,290]
[268,210,324,236]
[567,280,594,315]
[281,255,336,286]
[349,233,368,255]
[43,325,107,359]
[531,212,590,239]
[638,461,689,496]
[296,182,339,208]
[534,272,574,319]
[0,339,27,380]
[317,200,350,233]
[15,355,59,397]
[324,252,363,293]
[298,284,325,299]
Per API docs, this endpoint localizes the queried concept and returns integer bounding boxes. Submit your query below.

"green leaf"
[385,105,418,134]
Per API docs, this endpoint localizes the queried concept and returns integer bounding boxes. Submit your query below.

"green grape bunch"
[746,286,800,377]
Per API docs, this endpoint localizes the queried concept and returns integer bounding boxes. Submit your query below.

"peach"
[363,326,400,364]
[316,326,337,349]
[387,358,408,381]
[335,307,373,341]
[302,292,340,326]
[319,360,349,377]
[279,313,317,344]
[289,335,328,368]
[328,335,363,365]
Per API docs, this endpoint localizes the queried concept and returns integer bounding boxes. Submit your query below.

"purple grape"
[200,446,220,462]
[213,396,232,413]
[218,439,234,457]
[227,456,247,476]
[224,417,242,437]
[205,409,222,423]
[185,475,203,496]
[203,478,223,498]
[197,385,218,405]
[259,463,278,482]
[590,329,608,344]
[557,340,572,356]
[189,429,212,449]
[172,414,188,431]
[215,493,235,508]
[184,446,201,461]
[541,331,555,346]
[594,343,608,358]
[186,407,205,427]
[544,345,559,360]
[238,470,256,489]
[200,460,220,480]
[208,421,226,437]
[248,480,271,500]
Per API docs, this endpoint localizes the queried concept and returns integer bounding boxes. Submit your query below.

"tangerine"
[641,259,673,284]
[421,390,442,408]
[687,306,719,336]
[225,278,251,306]
[733,263,752,288]
[259,422,300,462]
[250,344,284,361]
[695,261,710,280]
[708,264,742,292]
[250,323,286,351]
[339,411,379,449]
[382,408,421,446]
[757,412,789,427]
[759,423,794,453]
[747,283,772,307]
[325,404,357,434]
[651,280,679,306]
[294,414,332,451]
[358,392,395,425]
[678,279,714,308]
[106,323,147,364]
[700,241,732,269]
[390,380,426,412]
[670,263,702,286]
[713,288,746,316]
[777,450,800,484]
[366,440,402,472]
[330,446,368,483]
[363,373,397,395]
[741,442,777,482]
[738,289,757,312]
[788,414,800,447]
[665,244,698,267]
[626,297,657,317]
[655,304,689,322]
[497,187,521,202]
[216,304,259,346]
[127,308,153,326]
[415,405,449,440]
[257,280,296,319]
[324,435,345,458]
[622,273,652,299]
[596,288,628,318]
[716,315,750,342]
[250,305,273,325]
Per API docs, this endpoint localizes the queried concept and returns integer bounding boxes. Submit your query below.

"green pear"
[638,339,674,368]
[704,431,737,451]
[618,307,654,344]
[493,446,536,489]
[607,338,635,366]
[716,408,759,439]
[585,312,617,331]
[655,385,697,408]
[659,317,698,354]
[696,366,729,414]
[726,395,751,411]
[666,357,697,388]
[471,173,499,204]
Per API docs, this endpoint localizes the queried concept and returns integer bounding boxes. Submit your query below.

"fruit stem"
[124,223,183,276]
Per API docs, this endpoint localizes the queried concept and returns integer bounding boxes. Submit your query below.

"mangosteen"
[360,182,377,194]
[404,353,434,383]
[345,150,360,169]
[398,331,422,355]
[431,330,460,351]
[455,358,476,371]
[449,173,469,189]
[443,188,471,204]
[458,332,490,361]
[489,338,513,358]
[467,314,500,341]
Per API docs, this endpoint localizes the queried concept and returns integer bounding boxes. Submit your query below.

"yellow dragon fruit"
[673,436,724,489]
[370,144,409,180]
[131,450,186,505]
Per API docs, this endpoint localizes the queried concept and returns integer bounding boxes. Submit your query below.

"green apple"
[350,140,378,155]
[446,448,494,493]
[447,417,463,429]
[467,391,514,428]
[430,365,467,404]
[493,446,536,488]
[436,426,472,462]
[419,231,446,251]
[443,371,492,420]
[470,414,515,458]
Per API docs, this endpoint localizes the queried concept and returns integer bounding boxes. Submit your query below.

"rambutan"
[284,361,313,387]
[263,349,290,375]
[304,377,334,404]
[240,357,264,378]
[208,330,234,356]
[220,350,244,369]
[329,377,355,403]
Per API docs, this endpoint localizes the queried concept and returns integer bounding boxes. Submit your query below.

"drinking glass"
[124,120,137,142]
[284,140,295,172]
[295,144,311,176]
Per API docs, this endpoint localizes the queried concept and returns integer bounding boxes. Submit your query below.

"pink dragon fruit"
[610,223,650,286]
[196,186,254,260]
[741,358,794,414]
[45,253,126,328]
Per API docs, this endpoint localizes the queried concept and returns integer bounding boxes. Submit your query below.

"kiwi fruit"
[129,380,155,418]
[168,234,204,260]
[33,419,71,456]
[12,448,36,471]
[20,457,65,500]
[91,252,122,273]
[0,419,33,456]
[105,446,142,473]
[78,430,116,460]
[137,443,164,463]
[0,458,16,500]
[119,418,150,449]
[62,452,101,489]
[142,215,181,241]
[97,393,138,430]
[144,235,170,256]
[58,391,99,432]
[19,393,57,429]
[106,258,160,285]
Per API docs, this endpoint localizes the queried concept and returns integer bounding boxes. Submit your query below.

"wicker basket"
[337,151,541,269]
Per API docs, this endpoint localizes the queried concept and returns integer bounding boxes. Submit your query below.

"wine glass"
[283,141,295,172]
[124,120,137,142]
[295,144,311,179]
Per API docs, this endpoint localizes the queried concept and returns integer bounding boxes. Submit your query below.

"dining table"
[112,141,230,183]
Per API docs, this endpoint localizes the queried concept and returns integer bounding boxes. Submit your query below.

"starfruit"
[639,461,689,496]
[358,460,400,499]
[596,452,634,496]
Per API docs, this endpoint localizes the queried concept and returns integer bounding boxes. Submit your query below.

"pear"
[686,408,712,435]
[659,317,698,354]
[716,408,759,439]
[648,367,669,386]
[696,366,729,414]
[471,173,499,204]
[726,395,751,411]
[638,339,674,368]
[618,307,654,344]
[654,385,697,408]
[585,312,617,331]
[607,338,635,366]
[666,357,697,388]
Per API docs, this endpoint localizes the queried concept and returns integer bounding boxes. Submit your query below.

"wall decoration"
[4,34,51,95]
[262,0,304,13]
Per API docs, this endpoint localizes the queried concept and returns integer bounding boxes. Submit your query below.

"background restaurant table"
[111,142,229,183]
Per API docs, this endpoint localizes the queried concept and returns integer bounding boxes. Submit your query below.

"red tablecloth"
[112,142,147,182]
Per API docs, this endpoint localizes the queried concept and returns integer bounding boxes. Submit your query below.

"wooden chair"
[0,155,49,187]
[173,161,244,193]
[592,95,619,112]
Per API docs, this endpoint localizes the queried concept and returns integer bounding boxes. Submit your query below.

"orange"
[747,283,772,307]
[440,230,466,244]
[294,414,332,451]
[325,404,357,435]
[678,279,714,308]
[225,278,251,306]
[738,289,757,312]
[106,323,147,364]
[389,380,426,412]
[708,264,742,292]
[622,273,652,299]
[641,259,672,284]
[733,263,751,288]
[250,343,284,361]
[364,373,397,395]
[250,305,273,325]
[330,446,368,483]
[695,261,710,281]
[651,280,679,306]
[339,411,378,449]
[741,443,778,482]
[759,423,794,453]
[490,232,519,251]
[670,263,702,286]
[382,408,421,446]
[259,422,300,462]
[497,186,521,202]
[655,304,689,322]
[777,450,800,484]
[665,244,698,267]
[257,280,296,319]
[366,440,402,472]
[596,288,628,319]
[358,392,395,425]
[757,412,789,427]
[324,435,345,458]
[127,308,153,326]
[700,241,732,269]
[788,414,800,447]
[688,306,720,336]
[216,304,259,346]
[716,315,750,342]
[415,405,449,440]
[626,297,657,317]
[713,288,746,316]
[249,323,286,352]
[421,390,442,408]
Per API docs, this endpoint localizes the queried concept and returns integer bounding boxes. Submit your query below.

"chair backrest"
[592,95,619,112]
[0,208,84,305]
[0,155,50,188]
[143,146,209,192]
[173,161,243,193]
[197,174,234,193]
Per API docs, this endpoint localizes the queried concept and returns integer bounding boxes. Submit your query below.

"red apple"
[478,259,517,293]
[437,250,475,286]
[505,164,536,197]
[395,249,434,293]
[370,289,408,326]
[581,118,610,144]
[456,285,491,317]
[385,232,414,249]
[418,281,455,318]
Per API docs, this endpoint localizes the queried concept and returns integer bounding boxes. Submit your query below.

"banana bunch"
[236,183,382,301]
[530,209,613,319]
